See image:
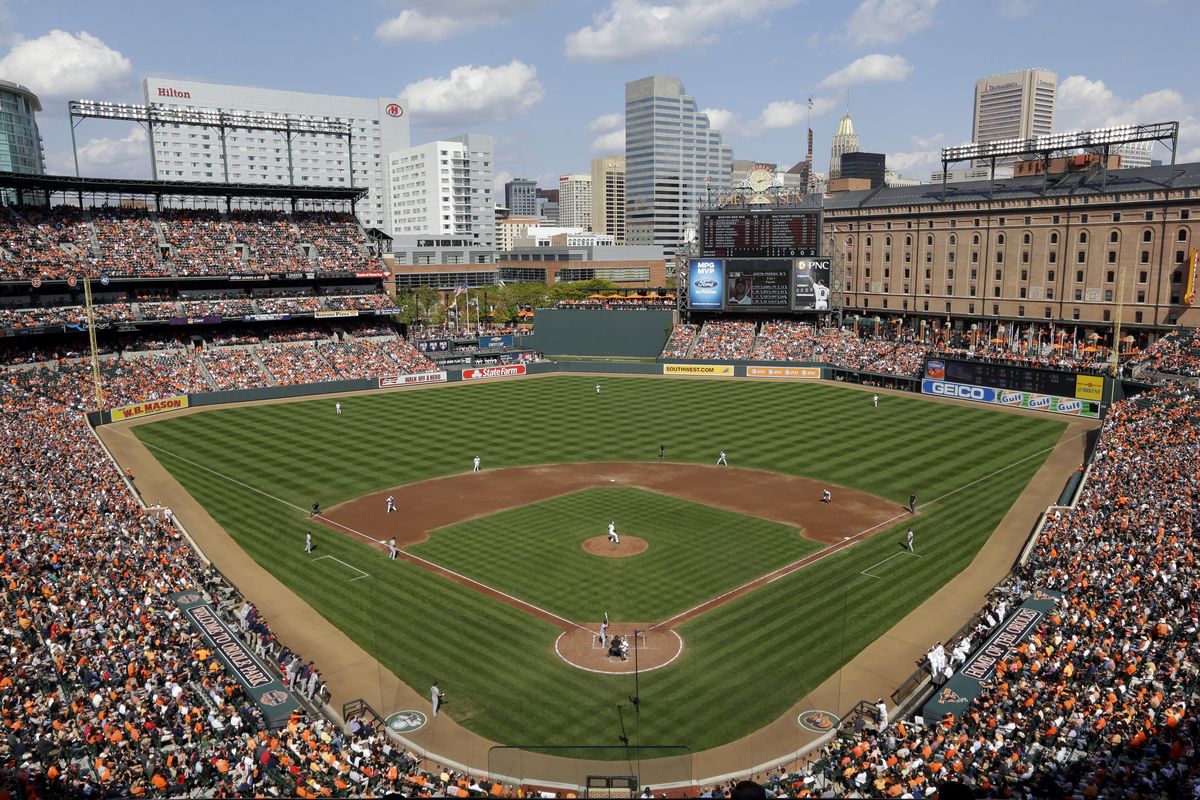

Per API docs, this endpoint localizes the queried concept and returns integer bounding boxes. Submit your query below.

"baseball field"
[128,374,1067,756]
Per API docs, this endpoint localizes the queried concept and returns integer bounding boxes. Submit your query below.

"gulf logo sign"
[925,360,945,380]
[1055,398,1084,415]
[999,391,1024,406]
[1026,394,1053,410]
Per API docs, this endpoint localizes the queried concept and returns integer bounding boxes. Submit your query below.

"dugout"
[528,309,674,358]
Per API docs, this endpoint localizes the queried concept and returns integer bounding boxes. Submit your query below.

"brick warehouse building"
[822,162,1199,335]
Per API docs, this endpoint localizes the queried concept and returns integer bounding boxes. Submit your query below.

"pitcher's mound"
[581,535,648,558]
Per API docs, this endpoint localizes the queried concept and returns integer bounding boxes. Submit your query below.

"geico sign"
[463,364,527,380]
[922,380,995,402]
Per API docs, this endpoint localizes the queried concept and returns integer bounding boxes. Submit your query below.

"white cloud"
[493,169,514,197]
[998,0,1034,18]
[1057,75,1185,130]
[65,125,149,177]
[701,107,739,133]
[565,0,797,62]
[587,112,624,133]
[818,54,912,91]
[0,29,132,98]
[590,129,625,153]
[909,132,944,149]
[400,60,544,124]
[842,0,937,45]
[376,1,542,43]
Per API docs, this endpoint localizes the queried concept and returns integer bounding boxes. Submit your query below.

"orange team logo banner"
[1186,248,1198,305]
[663,364,734,376]
[746,366,820,379]
[110,395,189,421]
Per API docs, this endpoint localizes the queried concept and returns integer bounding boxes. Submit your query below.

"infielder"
[389,537,398,560]
[906,529,915,552]
[908,494,917,514]
[335,402,342,415]
[821,489,832,503]
[386,495,396,513]
[872,394,879,408]
[716,450,728,466]
[305,532,313,554]
[607,521,619,544]
[472,455,481,472]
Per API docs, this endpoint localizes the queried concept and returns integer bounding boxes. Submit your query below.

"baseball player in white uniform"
[595,384,601,396]
[335,402,342,415]
[872,394,879,408]
[305,532,313,554]
[906,529,915,552]
[472,455,481,472]
[388,537,398,560]
[608,521,619,544]
[386,495,396,513]
[716,450,728,466]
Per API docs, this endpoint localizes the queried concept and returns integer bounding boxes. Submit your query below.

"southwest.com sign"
[922,380,1098,418]
[663,364,735,376]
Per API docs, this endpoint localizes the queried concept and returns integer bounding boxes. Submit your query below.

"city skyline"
[0,0,1195,195]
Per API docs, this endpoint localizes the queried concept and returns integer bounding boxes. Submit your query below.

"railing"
[343,697,387,731]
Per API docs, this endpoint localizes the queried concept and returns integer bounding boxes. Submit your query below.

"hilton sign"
[157,87,192,99]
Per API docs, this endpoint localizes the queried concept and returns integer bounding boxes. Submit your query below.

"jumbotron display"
[700,209,821,258]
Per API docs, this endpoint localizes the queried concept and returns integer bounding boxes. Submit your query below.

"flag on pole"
[807,97,813,110]
[497,278,506,288]
[454,283,467,298]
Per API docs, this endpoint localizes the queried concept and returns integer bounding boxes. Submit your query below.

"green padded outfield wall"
[529,309,675,357]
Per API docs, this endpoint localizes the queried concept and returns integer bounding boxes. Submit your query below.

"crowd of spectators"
[660,324,699,359]
[227,211,305,273]
[554,297,673,310]
[689,320,756,360]
[89,207,166,277]
[178,298,255,319]
[323,293,395,312]
[159,209,242,276]
[257,343,339,386]
[0,207,81,280]
[377,339,438,374]
[294,211,378,272]
[1128,328,1200,379]
[199,348,272,391]
[314,341,394,380]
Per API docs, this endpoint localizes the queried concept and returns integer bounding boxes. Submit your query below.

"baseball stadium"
[2,132,1200,798]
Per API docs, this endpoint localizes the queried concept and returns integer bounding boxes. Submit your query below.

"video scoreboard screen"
[701,209,821,258]
[725,260,791,310]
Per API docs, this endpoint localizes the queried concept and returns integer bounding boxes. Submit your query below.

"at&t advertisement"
[688,259,724,309]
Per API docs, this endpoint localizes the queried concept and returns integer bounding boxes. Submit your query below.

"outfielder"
[595,384,601,396]
[305,532,313,554]
[472,455,481,472]
[872,394,879,408]
[716,450,728,466]
[608,521,619,544]
[335,402,342,415]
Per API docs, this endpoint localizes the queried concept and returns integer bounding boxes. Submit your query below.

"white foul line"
[859,550,921,579]
[314,554,370,582]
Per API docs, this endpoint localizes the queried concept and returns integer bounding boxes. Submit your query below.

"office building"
[537,188,559,224]
[971,69,1056,163]
[0,80,44,176]
[932,165,1014,184]
[142,77,408,233]
[1113,141,1153,170]
[624,76,732,254]
[498,242,667,287]
[828,112,859,179]
[558,173,592,230]
[504,178,538,216]
[591,155,626,243]
[386,133,494,249]
[838,152,885,188]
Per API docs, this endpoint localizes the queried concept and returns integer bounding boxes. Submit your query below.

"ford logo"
[694,280,718,289]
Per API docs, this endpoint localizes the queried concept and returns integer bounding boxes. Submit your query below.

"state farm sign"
[462,365,526,380]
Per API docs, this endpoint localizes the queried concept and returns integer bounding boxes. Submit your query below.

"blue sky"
[1,0,1195,192]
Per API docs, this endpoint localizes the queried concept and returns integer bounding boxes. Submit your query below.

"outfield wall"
[528,309,674,357]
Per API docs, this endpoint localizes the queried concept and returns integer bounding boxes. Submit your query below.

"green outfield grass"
[410,487,820,621]
[133,374,1067,755]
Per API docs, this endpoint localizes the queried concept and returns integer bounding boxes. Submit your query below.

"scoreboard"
[943,359,1082,398]
[700,209,821,258]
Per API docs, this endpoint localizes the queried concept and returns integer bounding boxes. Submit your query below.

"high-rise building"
[590,156,626,243]
[537,188,559,224]
[971,69,1056,161]
[625,76,732,254]
[840,152,886,188]
[558,174,592,230]
[1113,141,1153,170]
[386,133,494,249]
[0,80,44,176]
[142,77,409,234]
[828,112,859,179]
[504,178,538,216]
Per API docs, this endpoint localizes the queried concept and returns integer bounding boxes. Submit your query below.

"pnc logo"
[157,87,191,99]
[385,103,403,118]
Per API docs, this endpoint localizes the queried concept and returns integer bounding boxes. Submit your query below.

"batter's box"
[313,554,370,582]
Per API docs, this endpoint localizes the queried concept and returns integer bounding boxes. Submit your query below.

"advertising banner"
[923,589,1062,721]
[416,338,452,354]
[922,379,1099,418]
[479,334,514,350]
[242,313,291,323]
[227,275,269,282]
[1074,374,1104,401]
[371,308,403,316]
[687,259,725,309]
[462,364,527,380]
[314,310,360,319]
[355,270,390,279]
[170,591,299,728]
[746,366,821,379]
[1186,248,1198,305]
[663,364,734,376]
[379,371,447,388]
[168,316,222,326]
[111,395,189,421]
[793,258,832,310]
[724,259,792,310]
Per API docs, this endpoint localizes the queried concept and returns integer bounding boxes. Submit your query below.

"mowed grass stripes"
[410,487,820,621]
[133,375,1066,754]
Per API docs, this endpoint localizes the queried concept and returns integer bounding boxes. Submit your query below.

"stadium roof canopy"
[0,171,368,202]
[823,162,1200,212]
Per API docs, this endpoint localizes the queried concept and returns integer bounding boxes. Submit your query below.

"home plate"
[610,479,616,482]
